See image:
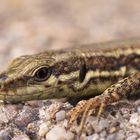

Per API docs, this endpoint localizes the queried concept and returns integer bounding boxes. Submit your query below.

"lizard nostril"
[0,74,8,82]
[0,74,8,90]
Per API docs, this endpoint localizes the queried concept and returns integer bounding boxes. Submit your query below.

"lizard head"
[0,51,84,103]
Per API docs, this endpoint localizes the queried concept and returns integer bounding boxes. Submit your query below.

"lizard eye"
[34,66,51,82]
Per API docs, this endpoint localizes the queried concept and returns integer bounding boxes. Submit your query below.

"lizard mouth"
[0,80,69,103]
[0,73,55,102]
[0,85,58,103]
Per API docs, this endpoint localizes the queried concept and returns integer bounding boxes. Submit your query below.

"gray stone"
[46,125,74,140]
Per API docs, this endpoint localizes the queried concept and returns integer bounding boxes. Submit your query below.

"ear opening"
[79,63,87,82]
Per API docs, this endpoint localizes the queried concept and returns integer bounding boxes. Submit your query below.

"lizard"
[0,37,140,135]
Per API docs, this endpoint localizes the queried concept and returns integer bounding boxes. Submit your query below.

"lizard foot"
[67,95,106,135]
[67,83,123,134]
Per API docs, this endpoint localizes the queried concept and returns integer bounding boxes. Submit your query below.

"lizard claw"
[67,100,87,129]
[67,96,102,135]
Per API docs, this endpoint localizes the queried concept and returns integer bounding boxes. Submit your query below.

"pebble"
[109,127,117,133]
[85,122,94,135]
[0,105,17,124]
[0,129,13,140]
[116,130,125,140]
[46,125,74,140]
[87,133,100,140]
[39,123,49,137]
[26,122,39,137]
[129,113,139,125]
[126,133,138,140]
[92,118,109,133]
[12,135,30,140]
[98,118,109,129]
[39,102,62,121]
[56,110,66,121]
[39,108,51,121]
[0,110,9,124]
[135,128,140,135]
[137,106,140,113]
[99,130,107,138]
[106,134,116,140]
[15,106,39,128]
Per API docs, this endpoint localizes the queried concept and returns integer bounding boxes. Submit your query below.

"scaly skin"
[0,38,140,134]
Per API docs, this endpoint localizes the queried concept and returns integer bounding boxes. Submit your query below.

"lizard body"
[1,38,140,134]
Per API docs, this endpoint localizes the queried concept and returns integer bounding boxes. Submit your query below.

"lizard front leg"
[67,72,140,134]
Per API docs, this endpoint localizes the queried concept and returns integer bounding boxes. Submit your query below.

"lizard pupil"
[34,67,51,82]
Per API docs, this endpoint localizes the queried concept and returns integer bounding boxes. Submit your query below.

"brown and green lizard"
[0,37,140,134]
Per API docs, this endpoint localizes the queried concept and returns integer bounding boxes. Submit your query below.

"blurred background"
[0,0,140,69]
